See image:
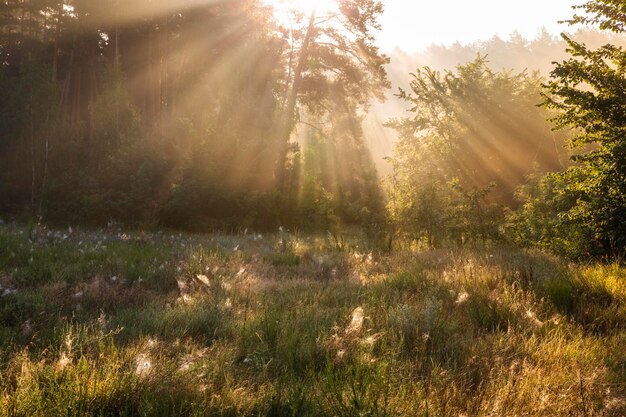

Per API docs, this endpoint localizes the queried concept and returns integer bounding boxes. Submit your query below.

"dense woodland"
[1,0,625,258]
[0,0,389,232]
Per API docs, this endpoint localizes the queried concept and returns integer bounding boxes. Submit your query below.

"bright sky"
[377,0,580,52]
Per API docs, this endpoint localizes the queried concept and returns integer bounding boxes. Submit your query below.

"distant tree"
[389,57,567,206]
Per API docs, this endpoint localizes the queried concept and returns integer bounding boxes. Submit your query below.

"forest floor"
[0,223,624,416]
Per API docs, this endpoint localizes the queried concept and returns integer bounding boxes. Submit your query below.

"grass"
[0,224,624,416]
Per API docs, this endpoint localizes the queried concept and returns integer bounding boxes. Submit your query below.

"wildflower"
[135,354,152,376]
[346,307,364,334]
[2,288,17,297]
[98,312,107,329]
[21,319,33,336]
[526,310,544,328]
[196,274,211,288]
[605,397,626,412]
[456,291,470,305]
[179,294,193,304]
[363,333,381,347]
[177,278,188,292]
[179,355,194,372]
[57,352,71,371]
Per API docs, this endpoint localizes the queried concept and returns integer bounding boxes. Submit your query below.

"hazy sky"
[377,0,580,52]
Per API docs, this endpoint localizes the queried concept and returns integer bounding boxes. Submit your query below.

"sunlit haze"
[268,0,338,26]
[2,0,625,408]
[378,0,579,52]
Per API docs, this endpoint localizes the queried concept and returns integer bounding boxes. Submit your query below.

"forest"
[0,0,625,416]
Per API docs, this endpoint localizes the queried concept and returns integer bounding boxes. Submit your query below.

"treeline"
[364,28,626,176]
[387,2,626,258]
[389,28,626,77]
[0,0,389,231]
[1,0,625,259]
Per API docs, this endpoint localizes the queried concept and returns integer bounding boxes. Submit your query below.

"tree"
[544,29,626,255]
[273,0,390,192]
[386,57,575,247]
[506,172,591,257]
[0,0,387,232]
[0,0,67,216]
[388,57,567,206]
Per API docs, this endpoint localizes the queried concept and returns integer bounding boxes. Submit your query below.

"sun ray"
[264,0,338,27]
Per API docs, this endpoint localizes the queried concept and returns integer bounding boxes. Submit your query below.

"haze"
[378,0,579,52]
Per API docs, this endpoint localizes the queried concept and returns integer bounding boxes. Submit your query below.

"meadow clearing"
[0,224,624,416]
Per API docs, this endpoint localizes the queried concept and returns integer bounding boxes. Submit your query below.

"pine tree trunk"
[275,8,316,191]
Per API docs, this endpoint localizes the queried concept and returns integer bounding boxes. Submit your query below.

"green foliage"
[447,181,504,246]
[506,172,592,258]
[387,170,504,248]
[0,61,60,215]
[389,56,567,205]
[386,57,567,248]
[543,15,626,256]
[0,0,387,233]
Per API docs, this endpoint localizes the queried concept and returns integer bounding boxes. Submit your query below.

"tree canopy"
[542,4,626,256]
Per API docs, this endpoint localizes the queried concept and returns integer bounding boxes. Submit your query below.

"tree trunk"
[275,8,316,191]
[51,2,63,82]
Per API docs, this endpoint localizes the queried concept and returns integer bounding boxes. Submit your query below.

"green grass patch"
[0,226,624,416]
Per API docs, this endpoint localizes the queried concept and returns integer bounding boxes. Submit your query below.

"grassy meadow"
[0,224,624,416]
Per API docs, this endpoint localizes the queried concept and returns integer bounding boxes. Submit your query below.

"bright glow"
[378,0,579,52]
[266,0,338,27]
[267,0,579,54]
